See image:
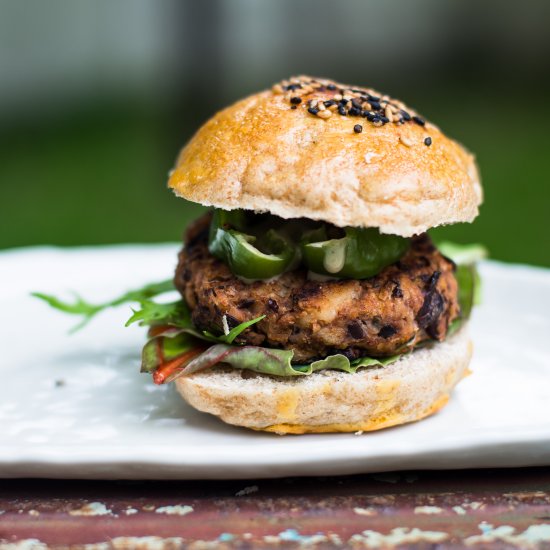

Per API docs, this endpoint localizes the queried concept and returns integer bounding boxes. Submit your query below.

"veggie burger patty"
[176,213,460,363]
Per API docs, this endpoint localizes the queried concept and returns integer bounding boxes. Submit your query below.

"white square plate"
[1,245,549,479]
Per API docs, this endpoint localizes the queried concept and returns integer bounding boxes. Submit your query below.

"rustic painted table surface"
[1,468,550,548]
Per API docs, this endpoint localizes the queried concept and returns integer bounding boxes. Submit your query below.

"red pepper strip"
[152,347,206,385]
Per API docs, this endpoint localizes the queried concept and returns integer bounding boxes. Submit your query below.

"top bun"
[168,76,482,237]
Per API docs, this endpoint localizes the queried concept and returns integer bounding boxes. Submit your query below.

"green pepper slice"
[208,210,296,280]
[301,227,410,279]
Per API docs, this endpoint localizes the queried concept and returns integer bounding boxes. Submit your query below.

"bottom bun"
[175,326,472,434]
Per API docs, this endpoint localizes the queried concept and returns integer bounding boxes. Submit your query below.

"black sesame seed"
[400,110,411,121]
[348,107,361,116]
[368,94,380,102]
[365,112,376,121]
[267,298,279,312]
[424,137,432,146]
[339,98,349,105]
[351,98,362,109]
[324,100,336,107]
[290,96,302,105]
[413,116,425,126]
[290,105,297,110]
[338,105,347,116]
[286,83,302,91]
[369,101,381,111]
[327,84,336,91]
[308,107,319,115]
[380,116,389,123]
[353,124,363,133]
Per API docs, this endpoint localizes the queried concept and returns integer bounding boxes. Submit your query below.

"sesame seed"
[273,77,429,129]
[400,135,414,147]
[353,124,363,133]
[424,137,432,146]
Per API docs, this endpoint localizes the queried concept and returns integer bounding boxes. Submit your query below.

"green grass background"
[1,90,548,267]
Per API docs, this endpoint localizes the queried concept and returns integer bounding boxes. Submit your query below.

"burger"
[36,76,484,434]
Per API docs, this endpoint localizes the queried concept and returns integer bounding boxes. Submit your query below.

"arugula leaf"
[203,315,266,344]
[438,241,488,265]
[438,241,486,335]
[126,299,193,329]
[33,279,175,332]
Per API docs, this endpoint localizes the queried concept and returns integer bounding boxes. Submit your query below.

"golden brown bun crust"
[169,76,482,237]
[175,325,472,434]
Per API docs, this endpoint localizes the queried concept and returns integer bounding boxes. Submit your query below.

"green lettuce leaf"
[144,334,401,383]
[141,330,199,374]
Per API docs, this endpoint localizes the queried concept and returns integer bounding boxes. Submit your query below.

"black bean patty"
[175,214,460,363]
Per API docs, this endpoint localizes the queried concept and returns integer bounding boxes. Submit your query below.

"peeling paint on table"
[0,468,550,548]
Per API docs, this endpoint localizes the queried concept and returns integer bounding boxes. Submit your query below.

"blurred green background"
[1,0,549,266]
